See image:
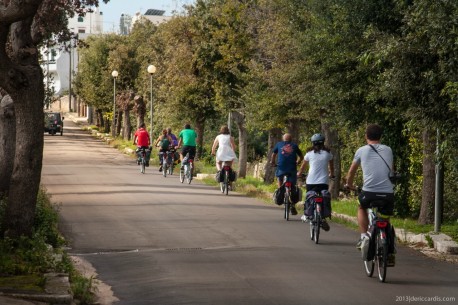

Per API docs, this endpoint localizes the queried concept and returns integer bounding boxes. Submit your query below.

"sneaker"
[301,215,309,222]
[290,206,298,215]
[387,254,396,267]
[357,235,370,250]
[321,220,330,231]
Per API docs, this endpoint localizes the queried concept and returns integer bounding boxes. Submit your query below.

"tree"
[0,0,109,238]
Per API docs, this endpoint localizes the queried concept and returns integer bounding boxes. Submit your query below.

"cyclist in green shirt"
[176,123,198,168]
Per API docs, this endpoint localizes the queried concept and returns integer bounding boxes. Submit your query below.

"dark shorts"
[358,191,394,215]
[277,172,297,185]
[182,146,196,159]
[306,184,328,193]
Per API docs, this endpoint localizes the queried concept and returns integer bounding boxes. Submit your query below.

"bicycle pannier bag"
[273,186,285,206]
[304,191,316,216]
[320,190,332,218]
[290,186,302,204]
[229,169,237,182]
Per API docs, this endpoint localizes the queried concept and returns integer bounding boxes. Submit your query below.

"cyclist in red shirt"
[133,123,151,166]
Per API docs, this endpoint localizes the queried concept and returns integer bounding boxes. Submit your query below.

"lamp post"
[147,65,156,140]
[111,70,118,137]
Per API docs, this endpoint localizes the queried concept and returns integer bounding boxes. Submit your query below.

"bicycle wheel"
[163,159,167,177]
[364,252,375,277]
[284,190,290,221]
[180,165,185,183]
[224,171,229,195]
[168,160,173,175]
[309,218,315,240]
[376,231,388,282]
[314,210,321,244]
[186,165,192,184]
[141,159,146,174]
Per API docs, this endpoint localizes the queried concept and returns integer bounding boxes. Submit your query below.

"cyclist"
[167,127,179,147]
[155,129,174,172]
[211,125,237,171]
[345,124,395,261]
[133,123,151,166]
[297,133,334,231]
[270,133,303,215]
[176,123,198,168]
[167,127,180,165]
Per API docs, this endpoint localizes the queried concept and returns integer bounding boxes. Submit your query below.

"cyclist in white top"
[297,133,335,192]
[297,133,334,231]
[211,125,237,171]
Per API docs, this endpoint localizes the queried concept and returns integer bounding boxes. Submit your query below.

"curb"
[0,273,72,305]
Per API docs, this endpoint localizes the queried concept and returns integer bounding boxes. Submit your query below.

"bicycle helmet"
[311,133,325,145]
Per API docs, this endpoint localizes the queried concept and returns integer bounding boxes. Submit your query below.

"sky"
[98,0,194,32]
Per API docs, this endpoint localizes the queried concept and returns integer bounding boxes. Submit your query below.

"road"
[41,120,458,305]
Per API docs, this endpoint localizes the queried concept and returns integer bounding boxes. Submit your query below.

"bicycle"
[219,161,233,195]
[180,153,193,184]
[345,186,395,283]
[304,191,325,244]
[159,150,174,177]
[137,147,150,174]
[281,174,295,221]
[168,148,176,176]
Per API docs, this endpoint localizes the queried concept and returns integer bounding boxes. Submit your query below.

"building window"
[78,16,84,22]
[78,29,86,33]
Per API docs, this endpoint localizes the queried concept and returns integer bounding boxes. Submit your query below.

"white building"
[43,8,104,98]
[132,9,172,27]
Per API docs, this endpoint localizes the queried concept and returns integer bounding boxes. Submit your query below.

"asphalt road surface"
[42,120,458,305]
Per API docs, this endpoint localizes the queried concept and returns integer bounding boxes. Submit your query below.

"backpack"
[160,137,170,149]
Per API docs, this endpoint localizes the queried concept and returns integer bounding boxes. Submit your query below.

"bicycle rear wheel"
[163,159,167,177]
[224,171,229,195]
[180,166,185,183]
[141,159,146,174]
[186,165,192,184]
[376,232,388,282]
[314,210,321,244]
[284,190,290,221]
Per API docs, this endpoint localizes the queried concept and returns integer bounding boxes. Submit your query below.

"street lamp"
[147,65,156,140]
[111,70,118,137]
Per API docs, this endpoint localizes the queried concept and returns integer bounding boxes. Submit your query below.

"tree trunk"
[264,127,282,184]
[123,109,132,140]
[116,111,123,136]
[134,95,145,128]
[322,122,340,198]
[0,95,15,196]
[232,110,247,178]
[418,128,435,225]
[194,119,205,160]
[4,73,45,238]
[287,119,300,143]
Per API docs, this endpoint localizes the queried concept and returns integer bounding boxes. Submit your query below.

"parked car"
[44,112,64,136]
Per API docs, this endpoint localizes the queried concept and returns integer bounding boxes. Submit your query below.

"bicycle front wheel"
[163,160,167,177]
[376,232,388,282]
[364,235,375,277]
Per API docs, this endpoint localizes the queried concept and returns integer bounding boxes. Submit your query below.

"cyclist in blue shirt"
[270,133,303,214]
